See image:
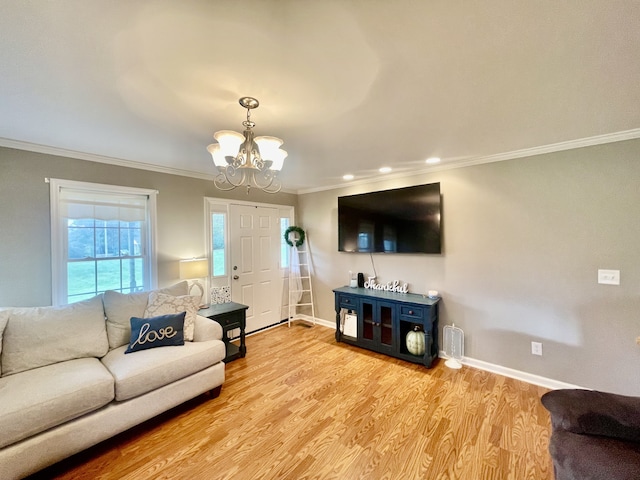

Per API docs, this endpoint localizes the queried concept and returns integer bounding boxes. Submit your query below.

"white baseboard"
[289,314,334,329]
[296,315,582,390]
[443,352,584,390]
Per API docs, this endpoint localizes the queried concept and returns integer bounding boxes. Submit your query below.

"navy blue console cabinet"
[333,286,440,368]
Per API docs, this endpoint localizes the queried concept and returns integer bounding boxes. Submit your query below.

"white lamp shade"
[270,149,287,171]
[179,258,209,279]
[255,136,287,171]
[254,136,283,152]
[213,130,244,157]
[207,143,227,167]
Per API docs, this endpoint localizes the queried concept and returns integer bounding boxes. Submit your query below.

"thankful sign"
[364,277,409,294]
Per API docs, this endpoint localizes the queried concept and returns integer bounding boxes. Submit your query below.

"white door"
[229,204,282,333]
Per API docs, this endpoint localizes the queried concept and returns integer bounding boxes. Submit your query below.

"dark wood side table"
[199,302,248,363]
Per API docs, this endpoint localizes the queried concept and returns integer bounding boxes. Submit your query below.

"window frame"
[208,203,229,279]
[49,178,158,306]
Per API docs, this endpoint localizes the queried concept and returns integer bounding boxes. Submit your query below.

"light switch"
[598,269,620,285]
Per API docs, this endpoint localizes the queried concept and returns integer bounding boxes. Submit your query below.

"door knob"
[233,275,239,280]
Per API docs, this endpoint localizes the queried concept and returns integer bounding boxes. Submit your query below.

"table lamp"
[179,258,209,308]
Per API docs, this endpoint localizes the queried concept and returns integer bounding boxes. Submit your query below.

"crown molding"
[296,128,640,195]
[3,128,639,196]
[0,137,299,194]
[0,137,217,180]
[440,127,640,170]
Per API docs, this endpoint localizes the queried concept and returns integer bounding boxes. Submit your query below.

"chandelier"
[207,97,287,194]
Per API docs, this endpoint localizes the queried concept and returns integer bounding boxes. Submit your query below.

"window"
[211,212,227,277]
[50,179,157,305]
[280,217,290,269]
[205,200,230,286]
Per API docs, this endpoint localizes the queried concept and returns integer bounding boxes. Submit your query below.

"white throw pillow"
[103,281,189,349]
[144,292,199,341]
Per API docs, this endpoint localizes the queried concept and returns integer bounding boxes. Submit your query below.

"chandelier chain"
[243,107,255,129]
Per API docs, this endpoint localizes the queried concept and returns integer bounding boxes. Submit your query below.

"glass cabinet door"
[358,299,394,353]
[360,300,375,343]
[378,301,395,352]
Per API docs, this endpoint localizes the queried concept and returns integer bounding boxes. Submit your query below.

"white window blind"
[49,179,158,306]
[59,189,148,222]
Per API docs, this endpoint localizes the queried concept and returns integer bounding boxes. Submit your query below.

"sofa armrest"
[192,315,223,342]
[541,389,640,442]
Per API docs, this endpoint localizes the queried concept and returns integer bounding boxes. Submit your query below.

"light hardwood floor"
[31,323,554,480]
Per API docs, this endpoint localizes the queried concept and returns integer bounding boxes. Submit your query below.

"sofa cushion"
[0,310,9,376]
[101,340,225,401]
[125,313,185,354]
[1,296,109,376]
[103,281,189,349]
[0,358,114,449]
[542,389,640,443]
[549,429,640,480]
[144,292,199,341]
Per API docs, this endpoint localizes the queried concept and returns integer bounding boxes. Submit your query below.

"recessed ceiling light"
[343,174,354,181]
[426,157,441,164]
[379,167,392,173]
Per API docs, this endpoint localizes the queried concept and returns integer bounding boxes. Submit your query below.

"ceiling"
[2,1,640,193]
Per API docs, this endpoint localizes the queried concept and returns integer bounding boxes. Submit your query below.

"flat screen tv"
[338,182,441,254]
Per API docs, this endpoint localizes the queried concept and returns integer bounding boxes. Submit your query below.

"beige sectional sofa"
[0,282,226,480]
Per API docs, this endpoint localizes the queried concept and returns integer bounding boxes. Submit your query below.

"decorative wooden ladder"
[287,234,316,327]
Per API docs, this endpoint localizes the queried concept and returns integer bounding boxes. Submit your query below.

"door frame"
[204,197,294,320]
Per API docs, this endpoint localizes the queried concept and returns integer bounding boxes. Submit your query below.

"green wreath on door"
[284,226,305,247]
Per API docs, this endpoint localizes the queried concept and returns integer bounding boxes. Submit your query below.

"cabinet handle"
[408,310,413,315]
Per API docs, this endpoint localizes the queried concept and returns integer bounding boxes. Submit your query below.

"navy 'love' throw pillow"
[125,312,185,354]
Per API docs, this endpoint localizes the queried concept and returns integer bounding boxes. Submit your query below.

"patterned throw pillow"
[125,313,185,354]
[103,281,189,349]
[144,292,199,341]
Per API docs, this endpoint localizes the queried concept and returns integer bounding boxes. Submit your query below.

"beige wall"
[298,139,640,395]
[0,147,297,307]
[2,141,639,395]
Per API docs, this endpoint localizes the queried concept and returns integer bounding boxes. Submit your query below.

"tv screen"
[338,183,441,254]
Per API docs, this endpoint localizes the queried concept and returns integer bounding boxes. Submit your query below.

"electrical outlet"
[598,269,620,285]
[531,341,543,356]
